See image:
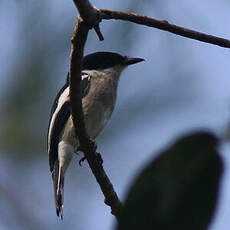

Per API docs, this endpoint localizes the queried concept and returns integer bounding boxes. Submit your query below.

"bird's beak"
[124,57,145,66]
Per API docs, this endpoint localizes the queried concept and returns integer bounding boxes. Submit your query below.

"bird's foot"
[78,152,103,166]
[79,157,86,166]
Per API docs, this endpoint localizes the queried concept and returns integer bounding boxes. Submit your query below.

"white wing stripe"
[48,87,70,151]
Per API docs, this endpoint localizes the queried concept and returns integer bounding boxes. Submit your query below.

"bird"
[47,51,144,218]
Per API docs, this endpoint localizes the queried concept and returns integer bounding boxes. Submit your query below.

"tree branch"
[69,0,230,222]
[69,16,122,219]
[72,1,230,47]
[73,0,99,25]
[100,9,230,49]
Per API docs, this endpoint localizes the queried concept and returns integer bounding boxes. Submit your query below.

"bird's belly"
[61,117,78,147]
[84,101,113,139]
[61,101,113,146]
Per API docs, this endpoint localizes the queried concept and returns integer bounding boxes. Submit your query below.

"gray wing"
[48,73,91,172]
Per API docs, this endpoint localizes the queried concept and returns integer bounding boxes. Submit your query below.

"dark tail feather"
[52,161,64,219]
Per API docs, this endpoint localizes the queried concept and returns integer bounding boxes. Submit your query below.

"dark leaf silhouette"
[118,131,223,230]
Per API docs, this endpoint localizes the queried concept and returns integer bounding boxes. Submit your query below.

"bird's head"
[82,52,144,74]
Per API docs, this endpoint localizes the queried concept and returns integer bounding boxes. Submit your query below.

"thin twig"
[69,16,122,219]
[100,9,230,49]
[72,0,104,41]
[94,24,104,41]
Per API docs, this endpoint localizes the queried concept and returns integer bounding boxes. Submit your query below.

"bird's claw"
[79,157,86,166]
[78,152,103,166]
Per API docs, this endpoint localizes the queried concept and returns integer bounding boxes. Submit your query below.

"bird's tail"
[52,160,64,219]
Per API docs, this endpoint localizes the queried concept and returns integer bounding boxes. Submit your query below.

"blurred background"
[1,0,230,229]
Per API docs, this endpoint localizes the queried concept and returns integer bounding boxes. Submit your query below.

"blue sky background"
[1,0,230,229]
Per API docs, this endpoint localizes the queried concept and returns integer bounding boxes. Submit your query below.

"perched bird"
[47,52,144,218]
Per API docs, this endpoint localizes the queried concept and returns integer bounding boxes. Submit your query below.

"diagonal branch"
[100,9,230,49]
[69,16,122,219]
